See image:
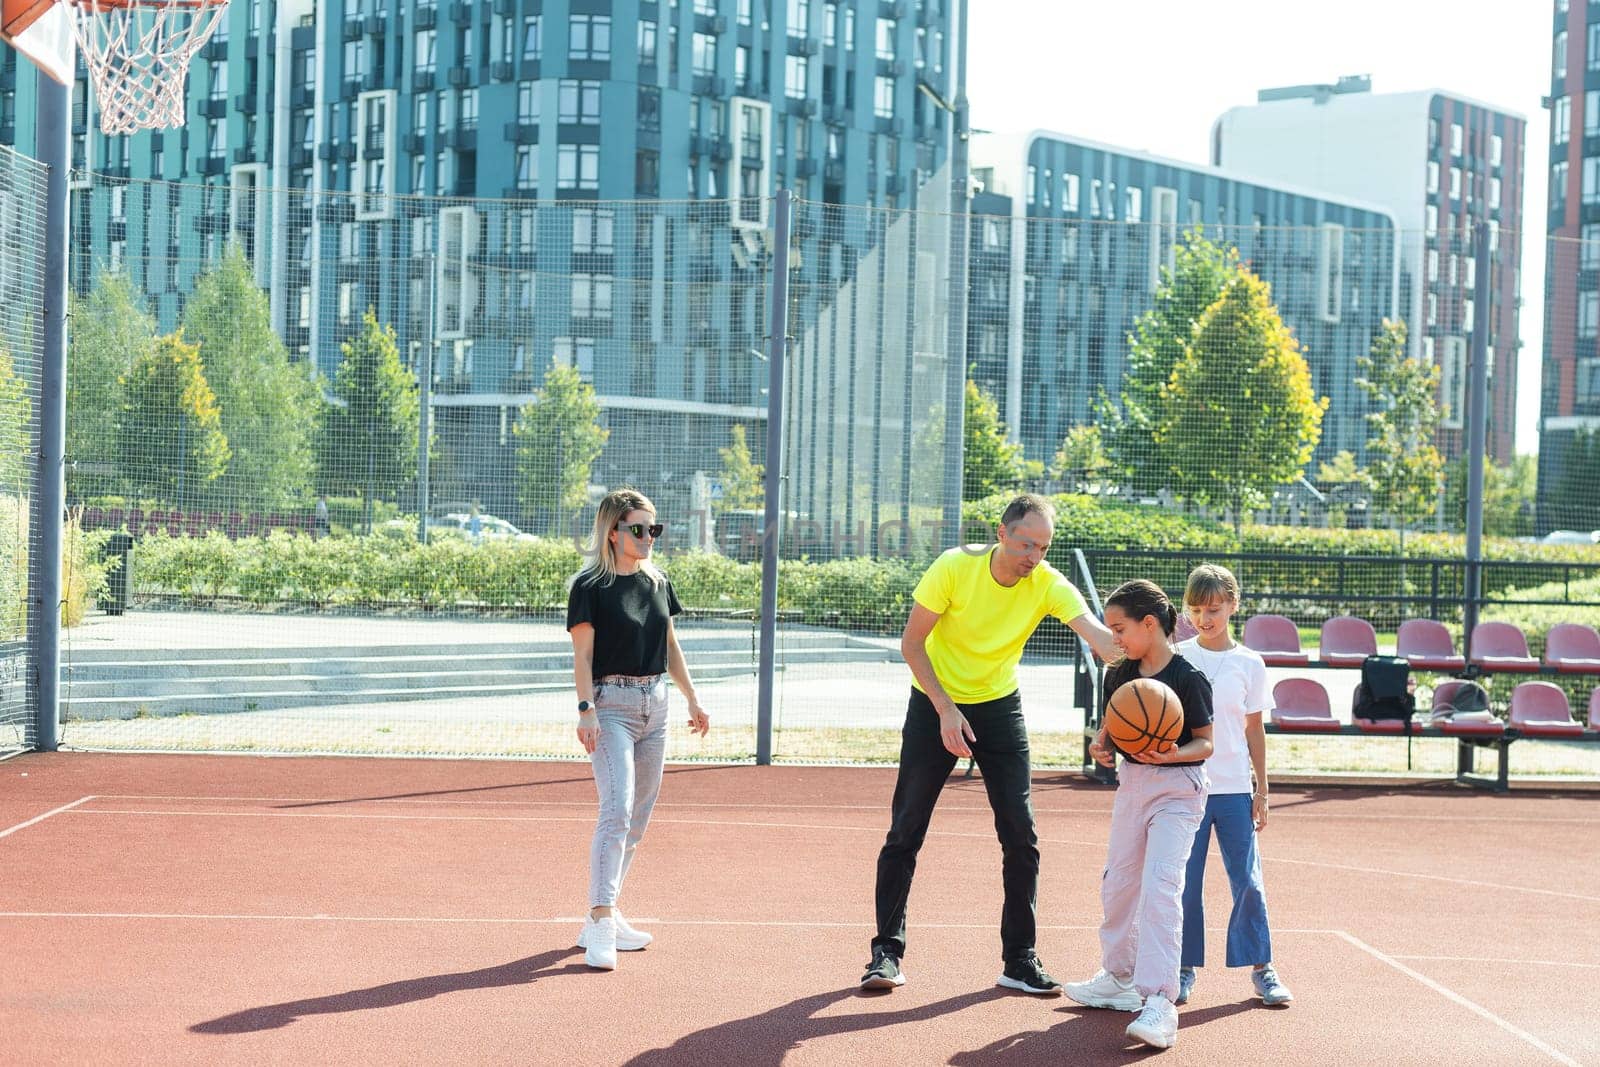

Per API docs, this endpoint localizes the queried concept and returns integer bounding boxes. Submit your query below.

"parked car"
[430,512,538,543]
[1539,529,1600,545]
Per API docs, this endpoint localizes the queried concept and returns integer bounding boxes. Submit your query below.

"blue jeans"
[588,675,668,908]
[1180,791,1273,969]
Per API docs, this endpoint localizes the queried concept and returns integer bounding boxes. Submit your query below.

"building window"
[638,86,660,131]
[459,88,478,130]
[1450,122,1462,157]
[875,17,895,59]
[1063,172,1079,213]
[695,0,717,13]
[824,2,836,45]
[1124,187,1141,222]
[570,15,611,61]
[1581,291,1599,339]
[693,32,717,76]
[515,145,537,189]
[559,144,600,189]
[844,7,854,49]
[1449,166,1462,199]
[738,0,752,25]
[1590,23,1600,70]
[573,209,615,254]
[1489,176,1501,210]
[736,45,749,87]
[1554,160,1570,210]
[1426,160,1439,194]
[1583,223,1600,269]
[786,54,808,98]
[1426,292,1438,327]
[874,75,894,118]
[1555,30,1568,80]
[1425,203,1439,236]
[558,79,601,124]
[1554,96,1570,145]
[522,15,541,61]
[638,19,657,64]
[571,273,613,319]
[518,81,539,123]
[1427,248,1439,283]
[787,0,808,35]
[740,102,764,158]
[1584,157,1600,204]
[413,94,427,133]
[635,149,659,194]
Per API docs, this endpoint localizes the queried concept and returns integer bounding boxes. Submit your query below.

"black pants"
[872,687,1038,963]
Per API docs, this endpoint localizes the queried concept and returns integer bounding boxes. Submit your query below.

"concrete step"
[61,665,762,721]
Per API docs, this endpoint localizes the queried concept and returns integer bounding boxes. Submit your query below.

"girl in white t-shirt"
[1174,564,1293,1007]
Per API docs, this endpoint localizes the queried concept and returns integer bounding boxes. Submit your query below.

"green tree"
[1157,269,1328,533]
[1316,450,1368,488]
[1356,319,1444,546]
[1051,423,1111,493]
[119,331,230,504]
[182,247,319,510]
[963,378,1026,501]
[0,348,28,492]
[718,423,765,510]
[514,363,609,535]
[1444,455,1537,537]
[68,272,157,499]
[1551,430,1600,532]
[1100,229,1240,495]
[317,310,419,532]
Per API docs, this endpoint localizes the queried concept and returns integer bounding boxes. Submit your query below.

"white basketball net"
[67,0,230,135]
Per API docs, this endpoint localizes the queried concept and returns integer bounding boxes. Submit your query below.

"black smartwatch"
[578,700,593,714]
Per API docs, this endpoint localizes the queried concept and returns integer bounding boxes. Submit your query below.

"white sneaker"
[583,916,617,970]
[1065,969,1144,1011]
[1126,993,1178,1050]
[578,912,652,951]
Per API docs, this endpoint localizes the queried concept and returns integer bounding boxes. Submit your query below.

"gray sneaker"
[1125,993,1178,1049]
[1252,965,1293,1005]
[1175,966,1197,1005]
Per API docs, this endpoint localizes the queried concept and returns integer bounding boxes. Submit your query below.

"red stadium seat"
[1396,619,1466,672]
[1543,623,1600,674]
[1320,615,1378,667]
[1507,681,1585,738]
[1467,622,1541,674]
[1429,680,1506,737]
[1270,678,1341,732]
[1244,614,1310,667]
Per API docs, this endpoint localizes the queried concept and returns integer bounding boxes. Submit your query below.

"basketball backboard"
[1,0,75,87]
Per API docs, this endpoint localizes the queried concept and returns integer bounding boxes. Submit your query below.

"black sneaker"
[860,949,905,989]
[997,954,1065,996]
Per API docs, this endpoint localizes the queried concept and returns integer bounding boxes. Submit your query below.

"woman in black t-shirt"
[1065,579,1214,1051]
[567,488,710,971]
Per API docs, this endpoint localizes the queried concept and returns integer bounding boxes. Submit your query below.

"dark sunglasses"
[616,522,664,539]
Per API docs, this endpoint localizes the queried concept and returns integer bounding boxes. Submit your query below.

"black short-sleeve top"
[1101,654,1214,766]
[566,569,683,679]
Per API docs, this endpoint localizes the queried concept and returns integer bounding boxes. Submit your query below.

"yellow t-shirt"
[911,546,1090,703]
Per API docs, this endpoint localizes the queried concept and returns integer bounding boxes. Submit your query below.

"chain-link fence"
[1538,232,1600,541]
[0,145,48,756]
[43,172,1600,770]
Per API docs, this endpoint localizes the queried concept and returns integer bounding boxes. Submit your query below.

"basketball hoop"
[66,0,230,135]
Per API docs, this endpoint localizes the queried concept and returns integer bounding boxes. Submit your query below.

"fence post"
[941,0,971,540]
[1462,220,1493,654]
[755,190,793,766]
[29,76,70,751]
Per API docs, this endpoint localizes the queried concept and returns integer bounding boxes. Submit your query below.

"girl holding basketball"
[1175,564,1291,1007]
[1066,580,1213,1051]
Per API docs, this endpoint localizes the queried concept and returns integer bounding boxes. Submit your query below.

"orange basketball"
[1105,677,1184,758]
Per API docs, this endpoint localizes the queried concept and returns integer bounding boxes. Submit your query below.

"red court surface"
[2,752,1597,1066]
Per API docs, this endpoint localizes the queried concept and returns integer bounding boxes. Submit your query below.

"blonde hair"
[576,488,665,588]
[1184,563,1240,607]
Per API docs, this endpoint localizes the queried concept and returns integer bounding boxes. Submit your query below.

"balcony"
[364,13,387,35]
[789,36,820,56]
[502,185,539,200]
[415,5,437,29]
[232,145,257,163]
[198,155,227,176]
[402,131,426,153]
[786,97,818,117]
[824,160,844,184]
[196,96,226,119]
[194,211,230,233]
[502,121,539,143]
[796,157,818,178]
[338,141,357,161]
[362,69,384,91]
[233,91,256,113]
[365,128,387,154]
[448,2,472,26]
[290,84,314,107]
[341,18,362,41]
[290,146,314,167]
[445,127,477,150]
[692,74,725,96]
[448,66,471,88]
[490,60,514,81]
[201,37,229,61]
[413,69,435,92]
[492,0,515,13]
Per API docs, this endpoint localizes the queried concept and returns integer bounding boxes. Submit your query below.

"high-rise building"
[1212,76,1526,464]
[1539,0,1600,533]
[1,0,959,513]
[970,132,1399,472]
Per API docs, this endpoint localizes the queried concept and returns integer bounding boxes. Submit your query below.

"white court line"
[83,793,1600,825]
[1337,931,1583,1067]
[1270,856,1600,904]
[1393,954,1600,972]
[0,796,96,840]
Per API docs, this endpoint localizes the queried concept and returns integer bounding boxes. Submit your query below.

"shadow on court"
[949,999,1259,1064]
[189,947,586,1034]
[622,987,1010,1066]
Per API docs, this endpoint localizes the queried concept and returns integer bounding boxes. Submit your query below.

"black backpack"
[1353,655,1417,765]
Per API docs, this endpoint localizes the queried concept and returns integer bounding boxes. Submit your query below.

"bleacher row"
[1240,616,1600,740]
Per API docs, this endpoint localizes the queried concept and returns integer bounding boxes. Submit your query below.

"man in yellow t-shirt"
[861,494,1117,995]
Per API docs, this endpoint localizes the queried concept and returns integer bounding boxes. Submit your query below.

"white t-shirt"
[1177,638,1270,796]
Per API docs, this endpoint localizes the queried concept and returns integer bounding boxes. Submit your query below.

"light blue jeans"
[588,674,669,909]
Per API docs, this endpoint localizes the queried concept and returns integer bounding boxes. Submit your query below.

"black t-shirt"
[566,570,684,679]
[1101,654,1214,766]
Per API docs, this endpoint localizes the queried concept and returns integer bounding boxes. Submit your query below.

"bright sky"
[967,0,1552,455]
